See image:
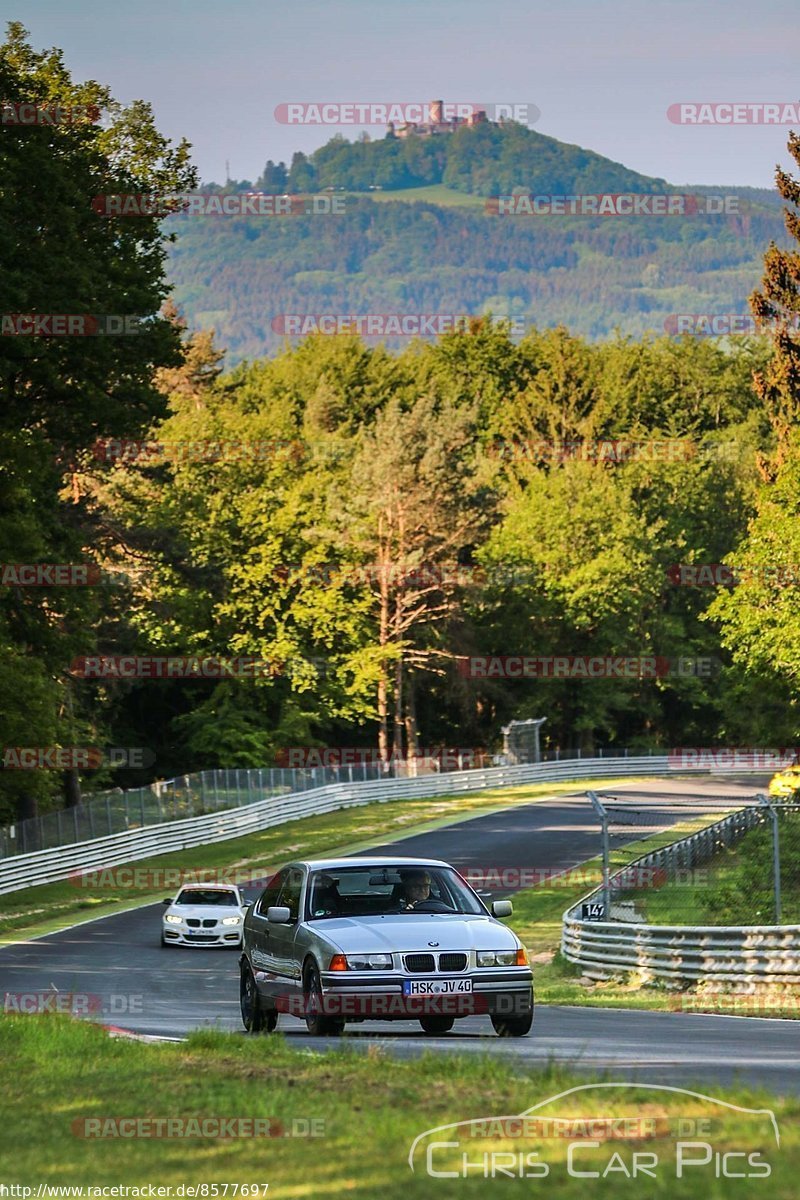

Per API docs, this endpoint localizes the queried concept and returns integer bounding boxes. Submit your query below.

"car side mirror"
[267,905,292,924]
[492,900,513,918]
[162,898,172,905]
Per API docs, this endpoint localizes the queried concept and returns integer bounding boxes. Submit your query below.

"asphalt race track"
[3,775,799,1094]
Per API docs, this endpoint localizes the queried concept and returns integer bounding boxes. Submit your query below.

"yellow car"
[768,764,800,799]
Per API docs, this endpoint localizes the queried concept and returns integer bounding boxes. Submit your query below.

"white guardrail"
[561,805,800,985]
[0,755,670,895]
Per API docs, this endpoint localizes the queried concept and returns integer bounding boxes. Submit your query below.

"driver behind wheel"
[400,869,432,909]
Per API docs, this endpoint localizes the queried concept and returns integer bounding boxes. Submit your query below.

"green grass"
[0,777,646,942]
[504,809,800,1018]
[1,1015,797,1197]
[630,815,800,928]
[349,184,486,208]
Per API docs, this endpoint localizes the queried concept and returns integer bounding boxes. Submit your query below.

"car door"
[269,867,306,1006]
[247,870,287,996]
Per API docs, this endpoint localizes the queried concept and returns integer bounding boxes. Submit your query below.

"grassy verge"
[631,814,800,927]
[505,809,800,1018]
[350,184,486,208]
[0,776,645,943]
[0,1015,796,1197]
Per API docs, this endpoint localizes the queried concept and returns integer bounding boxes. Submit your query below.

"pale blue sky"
[4,0,799,188]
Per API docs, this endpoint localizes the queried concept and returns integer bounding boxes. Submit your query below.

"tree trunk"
[404,672,419,774]
[393,659,404,763]
[16,791,37,822]
[377,556,390,766]
[63,767,82,807]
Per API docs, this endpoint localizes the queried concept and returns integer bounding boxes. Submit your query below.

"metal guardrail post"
[587,790,610,918]
[757,793,781,924]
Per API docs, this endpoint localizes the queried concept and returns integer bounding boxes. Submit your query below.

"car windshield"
[174,889,239,906]
[306,865,486,920]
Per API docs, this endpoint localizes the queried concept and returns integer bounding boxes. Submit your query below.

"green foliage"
[0,23,196,822]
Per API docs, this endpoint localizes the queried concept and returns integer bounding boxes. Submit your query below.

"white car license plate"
[402,978,473,996]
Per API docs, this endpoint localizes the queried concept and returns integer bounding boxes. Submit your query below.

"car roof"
[292,856,454,871]
[176,883,242,891]
[293,854,455,873]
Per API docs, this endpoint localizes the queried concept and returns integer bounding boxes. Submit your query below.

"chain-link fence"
[586,790,800,927]
[0,745,662,859]
[0,762,390,857]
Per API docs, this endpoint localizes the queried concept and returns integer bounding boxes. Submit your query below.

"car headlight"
[345,953,393,970]
[477,949,528,966]
[164,914,182,925]
[221,916,242,926]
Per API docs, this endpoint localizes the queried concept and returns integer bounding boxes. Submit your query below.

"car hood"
[166,905,243,920]
[311,914,518,954]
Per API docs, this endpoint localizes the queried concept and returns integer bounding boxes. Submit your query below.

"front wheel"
[419,1016,454,1035]
[240,961,277,1033]
[491,1009,533,1038]
[303,962,344,1037]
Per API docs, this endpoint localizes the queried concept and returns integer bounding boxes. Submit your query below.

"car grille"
[404,953,436,972]
[404,952,468,973]
[185,933,219,941]
[438,952,467,972]
[202,918,217,928]
[186,919,201,927]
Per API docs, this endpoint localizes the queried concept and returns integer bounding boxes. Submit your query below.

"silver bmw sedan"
[239,856,534,1037]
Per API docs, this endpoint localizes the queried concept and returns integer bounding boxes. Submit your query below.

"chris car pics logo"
[408,1083,779,1180]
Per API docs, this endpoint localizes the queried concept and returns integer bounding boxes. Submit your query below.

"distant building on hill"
[388,100,490,140]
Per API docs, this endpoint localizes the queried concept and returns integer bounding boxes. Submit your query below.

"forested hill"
[166,125,788,364]
[253,122,674,196]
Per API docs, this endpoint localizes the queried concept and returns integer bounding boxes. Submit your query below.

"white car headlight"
[477,950,523,966]
[164,914,182,925]
[221,916,242,926]
[345,953,393,970]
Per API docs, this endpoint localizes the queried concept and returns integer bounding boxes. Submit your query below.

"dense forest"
[167,191,789,361]
[3,24,800,828]
[168,119,788,364]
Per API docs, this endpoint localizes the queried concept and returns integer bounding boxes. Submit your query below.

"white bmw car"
[161,884,248,948]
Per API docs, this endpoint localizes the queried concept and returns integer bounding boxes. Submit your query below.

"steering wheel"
[407,898,453,913]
